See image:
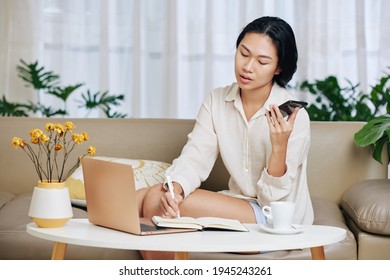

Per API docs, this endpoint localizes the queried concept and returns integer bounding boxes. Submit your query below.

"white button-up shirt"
[167,82,314,225]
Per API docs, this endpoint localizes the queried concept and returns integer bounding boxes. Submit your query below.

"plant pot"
[28,180,73,228]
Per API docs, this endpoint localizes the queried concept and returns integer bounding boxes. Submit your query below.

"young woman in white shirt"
[137,16,313,258]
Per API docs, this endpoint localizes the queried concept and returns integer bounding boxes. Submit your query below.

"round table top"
[27,219,347,253]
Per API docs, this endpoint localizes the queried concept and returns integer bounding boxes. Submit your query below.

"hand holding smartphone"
[278,100,308,117]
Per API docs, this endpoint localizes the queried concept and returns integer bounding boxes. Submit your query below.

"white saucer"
[259,224,304,235]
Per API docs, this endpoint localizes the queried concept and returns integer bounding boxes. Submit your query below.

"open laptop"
[81,156,195,235]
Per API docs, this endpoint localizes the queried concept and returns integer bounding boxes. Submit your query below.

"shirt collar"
[224,82,289,121]
[225,82,286,105]
[224,83,240,102]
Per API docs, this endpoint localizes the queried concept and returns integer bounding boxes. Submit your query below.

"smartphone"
[278,100,308,117]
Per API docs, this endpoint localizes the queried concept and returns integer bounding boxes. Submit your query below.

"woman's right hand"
[265,104,298,177]
[160,182,183,218]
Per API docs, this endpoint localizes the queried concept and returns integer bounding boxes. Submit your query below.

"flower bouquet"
[12,121,96,183]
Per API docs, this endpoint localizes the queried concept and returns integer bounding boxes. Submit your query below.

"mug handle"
[262,206,272,219]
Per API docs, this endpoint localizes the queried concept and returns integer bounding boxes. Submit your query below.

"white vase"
[28,181,73,228]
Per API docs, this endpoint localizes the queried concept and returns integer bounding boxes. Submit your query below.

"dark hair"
[236,16,298,87]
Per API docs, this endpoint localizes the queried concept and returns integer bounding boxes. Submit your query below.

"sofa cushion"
[66,156,170,206]
[0,191,15,209]
[0,192,88,231]
[341,179,390,235]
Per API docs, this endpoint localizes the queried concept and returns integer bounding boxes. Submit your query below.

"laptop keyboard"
[140,223,165,232]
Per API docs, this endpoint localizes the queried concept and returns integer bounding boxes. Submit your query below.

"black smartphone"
[278,100,308,117]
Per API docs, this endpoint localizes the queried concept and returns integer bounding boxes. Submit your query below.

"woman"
[137,16,313,258]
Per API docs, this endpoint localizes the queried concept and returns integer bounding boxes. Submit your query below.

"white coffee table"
[26,219,346,260]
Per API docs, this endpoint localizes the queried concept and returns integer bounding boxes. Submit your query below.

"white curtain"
[0,0,389,119]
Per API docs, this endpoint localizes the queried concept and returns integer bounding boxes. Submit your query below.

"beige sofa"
[0,117,388,260]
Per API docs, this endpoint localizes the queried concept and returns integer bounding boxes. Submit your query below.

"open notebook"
[152,216,248,232]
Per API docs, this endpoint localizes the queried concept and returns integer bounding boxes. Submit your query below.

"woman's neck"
[240,84,273,121]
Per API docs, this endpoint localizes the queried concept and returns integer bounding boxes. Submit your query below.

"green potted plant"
[354,71,390,164]
[297,68,390,164]
[297,76,380,122]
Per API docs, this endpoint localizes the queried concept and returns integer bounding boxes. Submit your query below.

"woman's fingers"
[267,104,298,129]
[160,192,182,218]
[267,104,286,129]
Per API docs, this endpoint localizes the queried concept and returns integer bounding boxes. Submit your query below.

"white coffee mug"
[262,201,295,230]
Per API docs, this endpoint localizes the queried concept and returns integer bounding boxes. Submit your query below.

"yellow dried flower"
[12,137,24,149]
[30,129,43,139]
[54,144,63,151]
[40,133,50,143]
[64,121,75,131]
[72,133,84,144]
[87,146,96,156]
[82,132,89,141]
[45,123,55,132]
[54,123,66,137]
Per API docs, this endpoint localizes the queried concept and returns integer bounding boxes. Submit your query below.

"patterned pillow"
[65,156,171,207]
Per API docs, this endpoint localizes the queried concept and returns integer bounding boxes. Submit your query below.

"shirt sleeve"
[256,110,311,205]
[166,91,219,198]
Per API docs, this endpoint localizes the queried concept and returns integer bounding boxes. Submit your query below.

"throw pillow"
[65,156,171,207]
[341,179,390,235]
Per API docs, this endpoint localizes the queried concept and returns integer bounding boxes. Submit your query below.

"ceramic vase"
[28,180,73,228]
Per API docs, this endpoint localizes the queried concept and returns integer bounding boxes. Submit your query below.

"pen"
[165,175,180,218]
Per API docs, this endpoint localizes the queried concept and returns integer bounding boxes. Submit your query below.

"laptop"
[81,156,195,235]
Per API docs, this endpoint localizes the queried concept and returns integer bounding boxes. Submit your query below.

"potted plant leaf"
[354,71,390,164]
